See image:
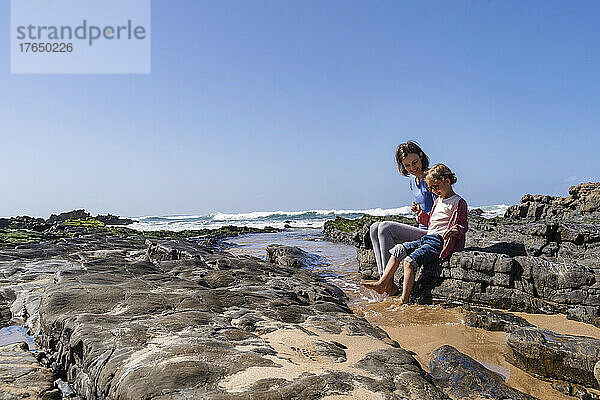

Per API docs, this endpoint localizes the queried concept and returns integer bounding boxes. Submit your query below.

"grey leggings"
[369,221,427,276]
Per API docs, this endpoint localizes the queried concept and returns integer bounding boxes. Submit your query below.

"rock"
[354,347,451,399]
[463,306,535,333]
[429,344,536,399]
[469,208,484,217]
[0,215,49,231]
[567,307,600,328]
[335,185,600,320]
[47,209,91,224]
[505,182,600,221]
[0,289,16,328]
[266,244,324,269]
[0,236,448,399]
[506,327,600,389]
[553,381,600,400]
[323,214,417,245]
[94,214,134,226]
[0,342,58,399]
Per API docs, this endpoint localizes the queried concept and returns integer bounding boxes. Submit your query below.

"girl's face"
[426,178,452,198]
[402,153,423,176]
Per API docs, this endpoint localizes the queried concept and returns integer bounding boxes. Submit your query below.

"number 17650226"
[19,43,73,52]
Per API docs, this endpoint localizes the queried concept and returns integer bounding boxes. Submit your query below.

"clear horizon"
[1,1,599,218]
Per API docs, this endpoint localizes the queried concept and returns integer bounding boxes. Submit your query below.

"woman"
[370,141,435,277]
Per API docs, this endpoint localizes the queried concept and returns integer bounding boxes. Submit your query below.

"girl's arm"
[447,199,468,238]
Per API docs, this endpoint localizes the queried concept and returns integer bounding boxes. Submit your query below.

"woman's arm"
[417,199,436,227]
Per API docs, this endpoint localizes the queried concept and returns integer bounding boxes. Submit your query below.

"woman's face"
[402,153,423,176]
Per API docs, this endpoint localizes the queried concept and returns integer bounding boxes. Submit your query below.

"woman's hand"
[443,228,460,239]
[411,202,422,215]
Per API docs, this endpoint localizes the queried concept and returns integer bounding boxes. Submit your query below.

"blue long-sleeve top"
[409,178,436,229]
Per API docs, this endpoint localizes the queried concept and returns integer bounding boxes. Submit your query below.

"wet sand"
[356,299,597,400]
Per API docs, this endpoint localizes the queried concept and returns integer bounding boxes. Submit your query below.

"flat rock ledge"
[1,236,449,399]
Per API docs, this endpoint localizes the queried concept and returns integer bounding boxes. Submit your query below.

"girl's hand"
[443,228,460,239]
[411,202,422,214]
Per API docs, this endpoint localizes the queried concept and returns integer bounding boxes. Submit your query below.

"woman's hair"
[425,163,457,184]
[395,141,430,176]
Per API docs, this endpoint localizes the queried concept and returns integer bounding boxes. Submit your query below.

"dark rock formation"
[463,306,535,333]
[429,345,535,400]
[506,327,600,389]
[468,208,484,217]
[505,182,600,221]
[94,214,134,225]
[47,209,91,224]
[266,244,325,269]
[323,215,417,245]
[353,348,450,399]
[0,215,50,231]
[334,184,600,322]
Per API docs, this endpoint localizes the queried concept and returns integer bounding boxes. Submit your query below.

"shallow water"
[0,325,36,350]
[228,228,597,400]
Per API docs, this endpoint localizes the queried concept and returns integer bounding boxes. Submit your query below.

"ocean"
[128,204,510,231]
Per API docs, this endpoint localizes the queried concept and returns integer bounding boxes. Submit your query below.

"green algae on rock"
[323,214,417,245]
[0,214,281,248]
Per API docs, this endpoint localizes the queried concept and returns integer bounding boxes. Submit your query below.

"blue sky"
[1,1,599,217]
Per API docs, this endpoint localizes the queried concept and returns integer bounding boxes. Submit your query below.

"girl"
[370,141,435,277]
[362,163,468,304]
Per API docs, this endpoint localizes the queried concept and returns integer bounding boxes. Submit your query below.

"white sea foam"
[128,204,509,232]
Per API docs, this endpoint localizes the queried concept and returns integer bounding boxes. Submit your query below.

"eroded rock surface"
[463,306,535,333]
[266,244,324,269]
[0,236,449,399]
[506,327,600,389]
[429,345,535,400]
[505,182,600,221]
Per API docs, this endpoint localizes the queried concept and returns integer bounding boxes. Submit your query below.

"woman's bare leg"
[361,255,400,296]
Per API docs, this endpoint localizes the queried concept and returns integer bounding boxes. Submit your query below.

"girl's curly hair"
[425,163,457,184]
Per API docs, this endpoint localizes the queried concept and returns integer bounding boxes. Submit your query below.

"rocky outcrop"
[466,312,600,397]
[0,235,449,399]
[266,244,325,269]
[0,210,134,235]
[342,185,600,322]
[463,306,535,333]
[47,209,91,224]
[94,214,135,226]
[323,215,417,245]
[429,345,535,400]
[507,327,600,389]
[505,182,600,221]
